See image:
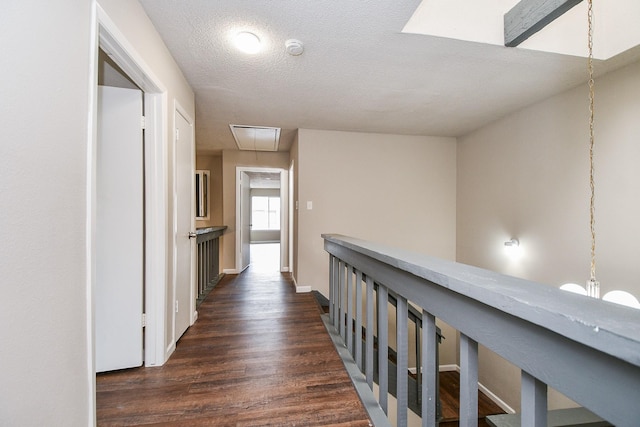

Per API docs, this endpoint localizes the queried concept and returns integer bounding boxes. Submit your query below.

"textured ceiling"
[139,0,640,154]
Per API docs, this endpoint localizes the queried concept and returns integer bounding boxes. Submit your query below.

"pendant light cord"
[587,0,597,284]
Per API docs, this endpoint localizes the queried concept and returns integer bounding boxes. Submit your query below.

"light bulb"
[234,32,261,54]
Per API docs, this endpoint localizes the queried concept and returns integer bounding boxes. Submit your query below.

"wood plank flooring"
[97,249,505,426]
[438,371,505,427]
[96,267,372,426]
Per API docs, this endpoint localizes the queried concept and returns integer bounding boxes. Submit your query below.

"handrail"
[323,234,640,427]
[195,226,226,305]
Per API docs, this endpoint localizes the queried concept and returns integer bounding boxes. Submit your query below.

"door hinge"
[175,129,180,140]
[142,313,147,328]
[141,115,146,129]
[175,300,179,313]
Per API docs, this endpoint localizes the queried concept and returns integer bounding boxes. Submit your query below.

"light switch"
[307,201,313,210]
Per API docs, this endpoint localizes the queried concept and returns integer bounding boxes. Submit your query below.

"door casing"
[235,166,289,273]
[92,5,169,374]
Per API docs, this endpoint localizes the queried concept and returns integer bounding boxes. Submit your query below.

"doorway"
[235,167,289,273]
[94,13,167,371]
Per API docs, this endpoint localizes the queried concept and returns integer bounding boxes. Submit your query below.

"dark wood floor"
[97,261,504,426]
[96,267,372,426]
[438,371,505,427]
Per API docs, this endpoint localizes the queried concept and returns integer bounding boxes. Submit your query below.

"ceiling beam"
[504,0,583,47]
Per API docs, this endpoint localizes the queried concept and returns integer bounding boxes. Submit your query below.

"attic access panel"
[230,125,281,152]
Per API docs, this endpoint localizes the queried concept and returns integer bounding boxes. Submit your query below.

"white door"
[95,86,144,373]
[239,171,251,271]
[174,109,194,341]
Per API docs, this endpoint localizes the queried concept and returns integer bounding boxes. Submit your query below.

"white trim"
[223,268,241,275]
[281,267,291,273]
[296,286,312,293]
[141,92,167,367]
[479,381,516,414]
[288,160,295,276]
[86,4,99,425]
[279,169,289,273]
[439,364,459,372]
[94,4,169,372]
[235,166,289,273]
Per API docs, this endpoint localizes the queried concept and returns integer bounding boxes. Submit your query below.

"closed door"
[95,86,144,372]
[174,109,194,341]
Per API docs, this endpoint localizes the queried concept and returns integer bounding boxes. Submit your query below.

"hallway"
[96,264,372,426]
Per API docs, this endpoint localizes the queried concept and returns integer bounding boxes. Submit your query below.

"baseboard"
[296,285,312,293]
[410,363,515,414]
[191,310,198,324]
[408,364,459,375]
[281,267,290,272]
[164,342,176,363]
[478,382,516,414]
[222,268,240,274]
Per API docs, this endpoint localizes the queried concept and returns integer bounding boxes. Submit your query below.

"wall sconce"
[504,238,522,259]
[504,238,519,248]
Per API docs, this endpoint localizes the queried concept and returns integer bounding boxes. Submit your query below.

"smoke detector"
[285,39,304,56]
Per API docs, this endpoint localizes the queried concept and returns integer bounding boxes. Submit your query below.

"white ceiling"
[139,0,640,154]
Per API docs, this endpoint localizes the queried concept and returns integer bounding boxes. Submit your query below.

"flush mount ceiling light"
[234,31,261,54]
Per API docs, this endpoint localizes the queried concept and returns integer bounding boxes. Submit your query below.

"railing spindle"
[355,269,363,371]
[460,333,479,427]
[339,260,346,341]
[366,275,374,389]
[422,310,437,427]
[396,295,409,427]
[329,255,335,324]
[347,265,354,355]
[378,284,389,414]
[333,256,340,329]
[521,371,547,427]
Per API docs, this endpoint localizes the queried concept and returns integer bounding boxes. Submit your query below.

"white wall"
[0,2,93,425]
[457,58,640,411]
[296,129,458,364]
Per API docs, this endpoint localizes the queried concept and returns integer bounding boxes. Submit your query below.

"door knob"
[188,232,197,239]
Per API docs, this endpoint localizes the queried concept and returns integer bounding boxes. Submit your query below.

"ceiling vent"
[230,125,281,152]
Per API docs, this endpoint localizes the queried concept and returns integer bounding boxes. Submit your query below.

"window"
[251,196,280,230]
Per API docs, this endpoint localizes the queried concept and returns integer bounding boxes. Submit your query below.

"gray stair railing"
[195,226,226,306]
[323,234,640,427]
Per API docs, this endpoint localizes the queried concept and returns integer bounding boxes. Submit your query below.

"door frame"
[91,5,169,372]
[235,166,289,273]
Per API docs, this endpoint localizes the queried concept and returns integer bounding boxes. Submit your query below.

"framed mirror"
[195,170,209,219]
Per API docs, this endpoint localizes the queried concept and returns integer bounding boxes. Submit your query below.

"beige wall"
[196,154,223,228]
[1,2,94,424]
[457,58,640,411]
[221,150,290,271]
[296,129,458,364]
